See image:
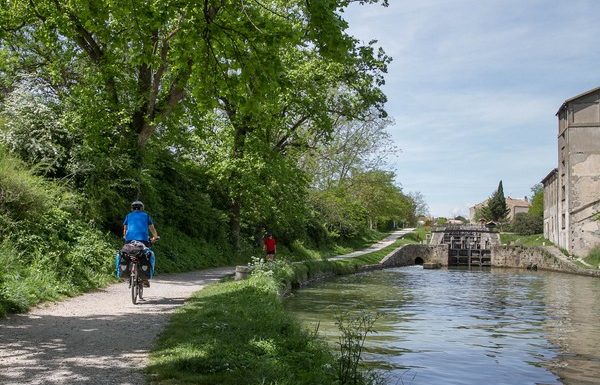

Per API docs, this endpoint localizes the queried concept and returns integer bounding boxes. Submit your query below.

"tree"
[512,212,542,235]
[483,180,510,222]
[303,113,396,190]
[528,184,543,219]
[0,80,73,177]
[1,0,391,249]
[409,191,430,218]
[346,170,413,230]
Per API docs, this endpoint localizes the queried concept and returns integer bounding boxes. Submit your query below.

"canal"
[284,266,600,385]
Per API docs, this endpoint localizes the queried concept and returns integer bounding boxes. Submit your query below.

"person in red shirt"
[264,232,276,262]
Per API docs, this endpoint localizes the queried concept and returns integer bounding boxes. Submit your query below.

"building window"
[562,214,566,229]
[561,185,566,201]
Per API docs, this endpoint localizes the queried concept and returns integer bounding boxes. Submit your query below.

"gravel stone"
[0,267,234,385]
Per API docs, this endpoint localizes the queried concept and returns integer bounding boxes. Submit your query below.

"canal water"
[284,266,600,385]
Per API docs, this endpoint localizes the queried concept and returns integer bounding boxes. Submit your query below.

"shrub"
[0,150,115,316]
[511,212,543,235]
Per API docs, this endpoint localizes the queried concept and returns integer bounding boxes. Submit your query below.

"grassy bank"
[500,233,549,247]
[276,229,389,262]
[148,235,417,384]
[583,246,600,268]
[147,272,337,385]
[0,151,115,316]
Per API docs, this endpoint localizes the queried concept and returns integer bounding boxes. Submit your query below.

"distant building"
[468,197,530,222]
[542,86,600,257]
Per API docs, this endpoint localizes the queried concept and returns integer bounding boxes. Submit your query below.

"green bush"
[511,212,543,235]
[0,150,115,316]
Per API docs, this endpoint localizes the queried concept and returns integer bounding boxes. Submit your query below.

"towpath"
[328,228,415,260]
[0,268,233,385]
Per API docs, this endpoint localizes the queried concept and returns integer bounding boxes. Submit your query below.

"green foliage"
[478,180,510,223]
[0,0,392,250]
[0,0,411,318]
[489,180,510,222]
[336,311,383,385]
[500,233,548,246]
[0,81,74,177]
[511,212,543,235]
[309,170,416,241]
[0,150,114,316]
[584,245,600,268]
[528,184,544,219]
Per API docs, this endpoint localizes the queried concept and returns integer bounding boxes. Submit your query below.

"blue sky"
[344,0,600,217]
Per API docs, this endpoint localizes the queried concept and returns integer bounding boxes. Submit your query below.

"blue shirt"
[123,211,154,242]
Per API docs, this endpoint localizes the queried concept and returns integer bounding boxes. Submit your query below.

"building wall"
[567,125,600,256]
[557,88,600,256]
[469,199,529,222]
[510,205,529,220]
[543,171,559,245]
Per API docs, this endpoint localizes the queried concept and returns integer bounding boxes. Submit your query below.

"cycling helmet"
[131,200,144,210]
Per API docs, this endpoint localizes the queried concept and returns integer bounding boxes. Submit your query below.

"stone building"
[468,196,530,222]
[542,86,600,257]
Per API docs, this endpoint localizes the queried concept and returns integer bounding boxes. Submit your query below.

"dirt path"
[0,267,234,385]
[328,228,415,260]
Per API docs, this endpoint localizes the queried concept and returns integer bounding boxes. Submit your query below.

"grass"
[500,233,550,247]
[147,273,337,385]
[148,232,419,384]
[583,245,600,268]
[0,151,116,316]
[280,229,389,262]
[411,226,430,243]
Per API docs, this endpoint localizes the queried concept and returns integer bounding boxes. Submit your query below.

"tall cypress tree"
[488,180,510,222]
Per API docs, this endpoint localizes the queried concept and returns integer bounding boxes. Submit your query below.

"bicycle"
[128,251,146,304]
[118,239,156,305]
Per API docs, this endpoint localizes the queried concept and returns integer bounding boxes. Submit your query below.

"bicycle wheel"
[131,266,138,305]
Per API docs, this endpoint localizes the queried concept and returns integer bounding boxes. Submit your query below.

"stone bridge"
[379,244,449,267]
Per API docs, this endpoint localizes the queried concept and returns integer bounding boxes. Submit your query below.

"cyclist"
[117,200,159,286]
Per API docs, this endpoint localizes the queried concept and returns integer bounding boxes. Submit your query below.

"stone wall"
[491,245,600,277]
[380,244,449,267]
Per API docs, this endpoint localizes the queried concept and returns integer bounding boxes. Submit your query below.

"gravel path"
[327,228,415,261]
[0,267,234,385]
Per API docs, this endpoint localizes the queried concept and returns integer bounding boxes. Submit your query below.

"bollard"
[235,265,252,281]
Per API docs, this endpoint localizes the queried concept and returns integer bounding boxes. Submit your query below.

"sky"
[344,0,600,218]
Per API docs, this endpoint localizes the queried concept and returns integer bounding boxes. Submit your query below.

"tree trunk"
[228,125,248,253]
[229,199,241,252]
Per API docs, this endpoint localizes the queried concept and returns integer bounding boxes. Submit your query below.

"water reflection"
[284,266,600,385]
